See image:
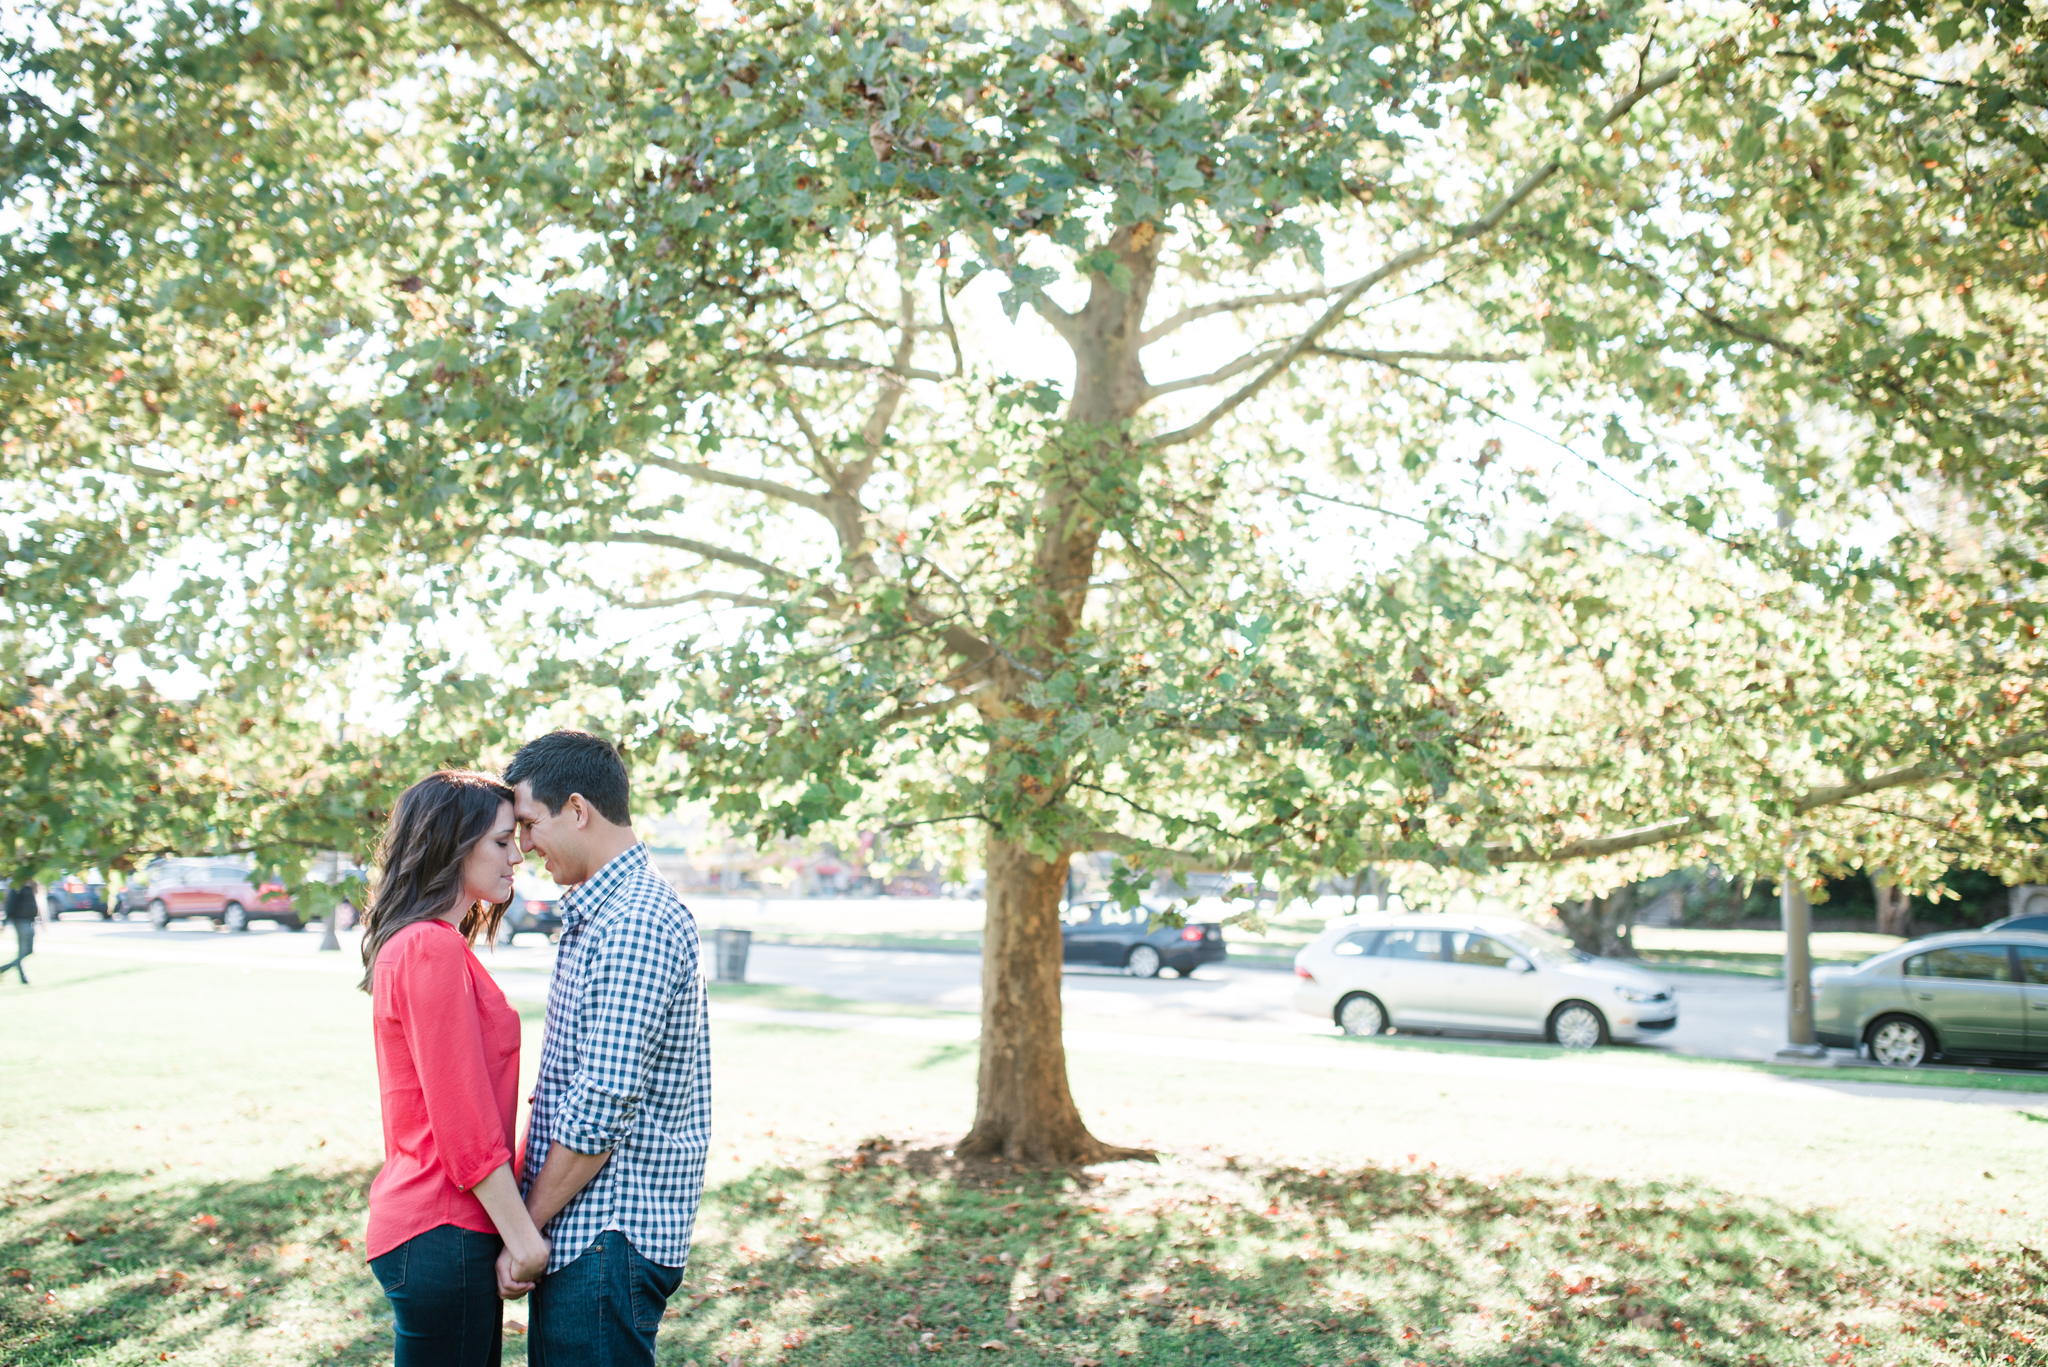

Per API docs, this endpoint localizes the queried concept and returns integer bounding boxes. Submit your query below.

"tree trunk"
[1559,885,1638,956]
[958,837,1149,1164]
[956,224,1164,1165]
[1872,872,1911,937]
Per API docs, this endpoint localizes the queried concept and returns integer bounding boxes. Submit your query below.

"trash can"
[712,927,752,983]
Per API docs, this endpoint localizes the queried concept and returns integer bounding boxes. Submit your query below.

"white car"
[1291,913,1678,1048]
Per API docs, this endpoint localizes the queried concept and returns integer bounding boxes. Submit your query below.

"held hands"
[496,1237,550,1300]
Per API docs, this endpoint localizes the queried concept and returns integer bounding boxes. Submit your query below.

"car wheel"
[1548,1000,1609,1050]
[1867,1015,1932,1068]
[278,917,304,932]
[1125,944,1163,978]
[98,909,111,921]
[1336,992,1388,1037]
[223,902,249,933]
[148,900,170,931]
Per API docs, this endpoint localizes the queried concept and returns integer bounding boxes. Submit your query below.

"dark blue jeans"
[369,1224,504,1367]
[530,1232,683,1367]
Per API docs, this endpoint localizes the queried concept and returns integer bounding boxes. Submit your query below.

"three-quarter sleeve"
[390,928,514,1192]
[552,912,690,1155]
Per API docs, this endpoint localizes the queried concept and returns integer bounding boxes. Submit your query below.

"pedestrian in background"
[2,878,39,984]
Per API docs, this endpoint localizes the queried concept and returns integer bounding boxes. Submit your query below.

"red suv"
[142,859,299,932]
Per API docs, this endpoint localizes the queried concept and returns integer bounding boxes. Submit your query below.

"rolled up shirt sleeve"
[392,930,514,1192]
[552,912,689,1155]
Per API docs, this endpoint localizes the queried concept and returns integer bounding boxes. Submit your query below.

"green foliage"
[2,0,2044,908]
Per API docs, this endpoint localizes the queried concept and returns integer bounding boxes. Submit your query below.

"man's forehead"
[510,783,545,813]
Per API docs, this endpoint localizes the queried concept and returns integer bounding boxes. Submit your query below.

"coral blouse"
[366,918,521,1260]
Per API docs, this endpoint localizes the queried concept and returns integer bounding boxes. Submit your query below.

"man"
[2,879,38,985]
[503,729,710,1366]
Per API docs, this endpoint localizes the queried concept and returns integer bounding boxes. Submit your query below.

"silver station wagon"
[1815,929,2048,1067]
[1292,914,1678,1048]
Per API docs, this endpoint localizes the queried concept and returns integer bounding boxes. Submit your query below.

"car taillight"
[1295,966,1315,981]
[1180,926,1205,942]
[529,901,553,915]
[260,883,285,894]
[64,880,84,893]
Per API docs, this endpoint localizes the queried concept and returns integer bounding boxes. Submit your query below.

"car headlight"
[1612,985,1664,1003]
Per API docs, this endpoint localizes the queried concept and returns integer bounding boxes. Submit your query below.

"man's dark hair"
[505,729,632,826]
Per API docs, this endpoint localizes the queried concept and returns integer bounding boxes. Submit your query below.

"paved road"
[28,916,2045,1085]
[725,942,1799,1062]
[25,914,1792,1059]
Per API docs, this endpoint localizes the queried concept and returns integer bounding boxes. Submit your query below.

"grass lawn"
[4,951,2047,1366]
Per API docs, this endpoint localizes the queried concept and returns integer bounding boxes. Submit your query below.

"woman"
[361,771,550,1365]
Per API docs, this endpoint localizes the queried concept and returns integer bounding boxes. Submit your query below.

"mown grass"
[7,949,2048,1366]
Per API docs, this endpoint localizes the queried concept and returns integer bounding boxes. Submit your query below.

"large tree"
[5,0,2045,1160]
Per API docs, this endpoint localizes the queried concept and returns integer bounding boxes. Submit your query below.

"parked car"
[113,868,159,919]
[1815,929,2048,1067]
[45,874,109,919]
[1292,913,1678,1048]
[1060,898,1227,978]
[1984,911,2048,935]
[496,872,566,945]
[141,859,299,932]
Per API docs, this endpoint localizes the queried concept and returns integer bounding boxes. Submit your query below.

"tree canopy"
[5,0,2045,1155]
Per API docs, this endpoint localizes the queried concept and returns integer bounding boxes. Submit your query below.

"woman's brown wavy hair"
[358,770,515,992]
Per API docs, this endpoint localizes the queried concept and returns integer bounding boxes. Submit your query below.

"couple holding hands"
[358,729,710,1366]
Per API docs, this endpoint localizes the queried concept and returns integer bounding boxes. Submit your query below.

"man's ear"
[568,793,593,829]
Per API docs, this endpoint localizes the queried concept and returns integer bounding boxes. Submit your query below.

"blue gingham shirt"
[521,843,711,1273]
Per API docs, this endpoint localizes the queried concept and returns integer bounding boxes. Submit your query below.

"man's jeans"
[530,1232,683,1367]
[368,1224,503,1367]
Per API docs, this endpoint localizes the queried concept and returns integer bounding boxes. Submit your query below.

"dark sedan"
[46,875,109,919]
[1060,899,1226,978]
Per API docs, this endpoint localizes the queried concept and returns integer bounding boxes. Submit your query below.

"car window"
[1450,933,1516,968]
[2009,916,2048,933]
[1904,946,2013,981]
[1061,903,1097,927]
[1100,905,1141,927]
[2016,946,2048,985]
[1332,931,1380,957]
[1374,929,1444,961]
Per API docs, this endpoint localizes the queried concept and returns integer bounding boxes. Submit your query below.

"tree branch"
[441,0,545,72]
[1147,63,1687,451]
[609,589,784,611]
[599,530,837,601]
[639,452,834,515]
[1311,345,1529,366]
[1140,283,1357,347]
[1141,344,1289,399]
[1487,728,2048,864]
[762,352,949,383]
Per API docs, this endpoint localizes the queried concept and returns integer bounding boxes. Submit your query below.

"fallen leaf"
[62,1230,85,1244]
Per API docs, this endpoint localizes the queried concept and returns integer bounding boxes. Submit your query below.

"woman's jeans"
[530,1231,683,1367]
[369,1224,504,1367]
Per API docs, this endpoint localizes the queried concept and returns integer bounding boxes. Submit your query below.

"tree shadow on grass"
[0,1164,395,1366]
[659,1141,2048,1367]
